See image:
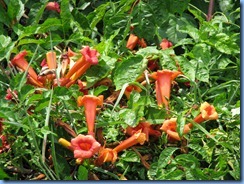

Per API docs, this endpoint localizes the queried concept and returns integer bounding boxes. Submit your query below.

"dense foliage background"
[0,0,240,180]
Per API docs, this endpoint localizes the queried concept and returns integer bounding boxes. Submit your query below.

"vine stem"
[207,0,214,21]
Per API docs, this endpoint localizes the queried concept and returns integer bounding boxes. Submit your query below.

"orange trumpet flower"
[46,51,57,69]
[160,118,191,141]
[160,38,173,50]
[125,122,161,142]
[194,102,218,123]
[71,134,101,159]
[95,147,117,166]
[187,102,218,129]
[126,34,139,50]
[11,50,42,87]
[65,46,99,82]
[160,102,218,141]
[151,70,181,109]
[95,130,146,165]
[113,130,146,153]
[11,50,43,87]
[77,95,104,137]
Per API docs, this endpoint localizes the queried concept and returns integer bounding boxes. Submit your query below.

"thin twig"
[207,0,214,21]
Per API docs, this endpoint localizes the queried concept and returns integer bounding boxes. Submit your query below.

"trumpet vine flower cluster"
[10,46,99,90]
[160,102,218,141]
[5,33,219,169]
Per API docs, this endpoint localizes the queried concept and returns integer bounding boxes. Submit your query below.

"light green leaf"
[157,147,178,169]
[176,114,186,138]
[175,154,200,169]
[113,55,147,90]
[7,0,24,21]
[120,151,140,162]
[77,165,88,180]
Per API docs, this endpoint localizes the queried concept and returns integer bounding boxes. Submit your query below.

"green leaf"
[0,167,10,179]
[103,11,130,42]
[159,49,178,70]
[61,0,73,31]
[161,15,188,43]
[191,43,211,63]
[145,106,167,124]
[132,2,156,41]
[136,46,160,59]
[55,153,71,180]
[35,99,50,112]
[157,147,178,169]
[185,168,209,180]
[119,108,139,127]
[191,121,218,142]
[0,5,10,26]
[120,151,140,162]
[34,1,49,24]
[19,85,35,102]
[93,85,108,96]
[187,144,208,162]
[41,126,57,136]
[217,57,233,69]
[212,33,239,55]
[0,35,15,61]
[175,154,200,169]
[85,60,111,88]
[39,18,62,32]
[157,169,184,180]
[9,73,26,89]
[7,0,24,22]
[165,0,190,15]
[77,165,88,180]
[177,56,195,81]
[188,4,206,24]
[176,114,185,138]
[189,58,209,83]
[113,55,147,90]
[89,3,110,30]
[147,162,158,180]
[17,39,46,46]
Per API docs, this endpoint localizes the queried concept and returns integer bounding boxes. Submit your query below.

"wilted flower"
[5,88,18,101]
[95,147,117,166]
[0,119,10,154]
[124,85,142,99]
